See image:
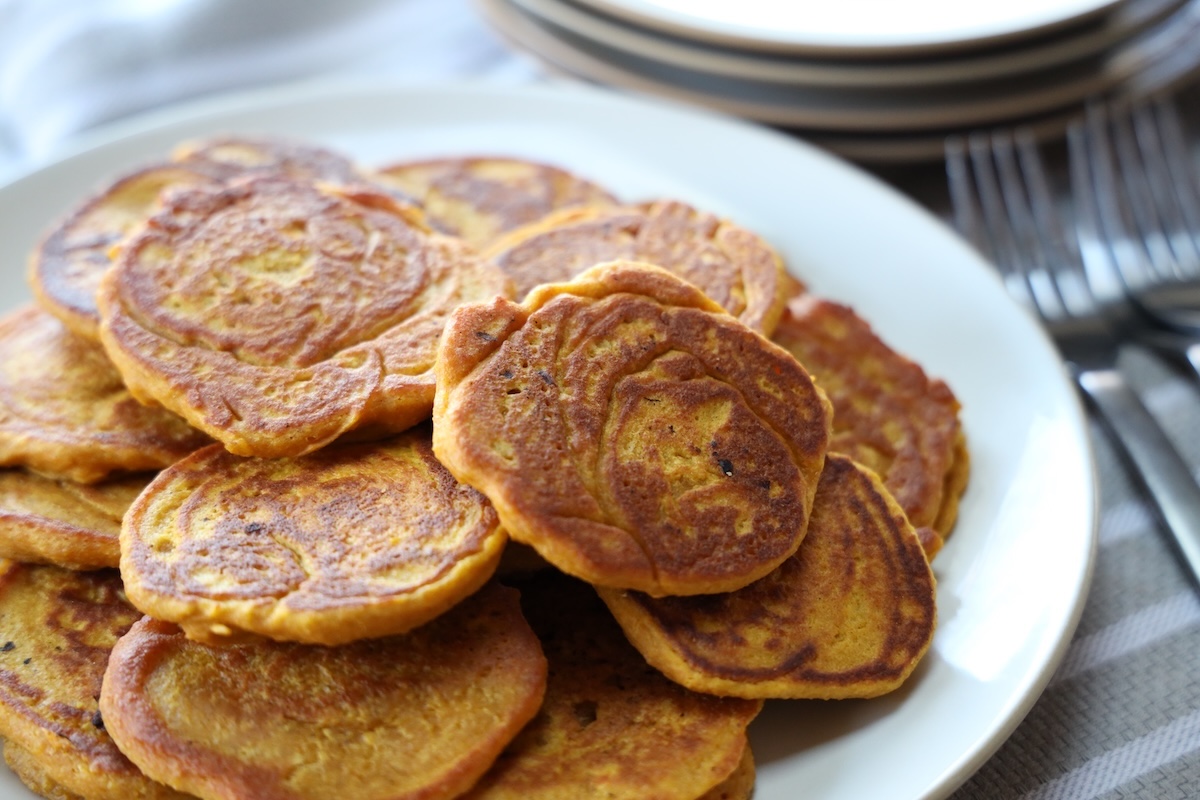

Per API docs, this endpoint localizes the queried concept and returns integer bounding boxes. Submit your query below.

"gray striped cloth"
[953,346,1200,799]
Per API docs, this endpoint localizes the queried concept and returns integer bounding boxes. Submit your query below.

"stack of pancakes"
[0,136,967,800]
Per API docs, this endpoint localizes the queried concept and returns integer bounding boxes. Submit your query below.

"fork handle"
[1079,367,1200,588]
[1132,329,1200,385]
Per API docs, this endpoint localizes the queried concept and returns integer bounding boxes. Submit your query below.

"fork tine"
[990,129,1071,323]
[1079,103,1160,294]
[1113,100,1184,280]
[945,136,988,256]
[1147,97,1200,275]
[1014,127,1099,321]
[1068,118,1128,309]
[957,132,1041,312]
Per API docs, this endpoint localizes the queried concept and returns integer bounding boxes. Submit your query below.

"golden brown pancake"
[483,199,790,334]
[434,261,832,597]
[697,746,755,800]
[29,164,222,341]
[934,430,971,538]
[5,740,87,800]
[915,526,944,561]
[170,135,367,185]
[97,175,512,458]
[461,574,760,800]
[31,137,386,342]
[120,429,506,646]
[0,307,209,484]
[0,563,187,799]
[376,156,617,250]
[772,294,966,542]
[100,583,547,800]
[599,454,936,699]
[0,471,148,570]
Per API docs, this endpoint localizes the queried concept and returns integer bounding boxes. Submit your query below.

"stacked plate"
[476,0,1200,162]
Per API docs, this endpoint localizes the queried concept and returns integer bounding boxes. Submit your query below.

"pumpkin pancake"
[31,137,385,342]
[482,199,790,334]
[434,261,832,597]
[100,583,547,800]
[97,175,512,458]
[4,741,87,800]
[461,573,760,800]
[376,156,617,250]
[0,563,186,799]
[29,164,223,341]
[599,454,937,699]
[697,746,755,800]
[934,430,971,538]
[771,294,966,543]
[170,135,367,185]
[120,429,505,646]
[0,307,208,484]
[0,471,148,570]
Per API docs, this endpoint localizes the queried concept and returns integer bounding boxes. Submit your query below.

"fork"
[946,128,1200,586]
[1070,97,1200,370]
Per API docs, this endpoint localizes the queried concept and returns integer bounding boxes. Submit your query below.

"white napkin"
[0,0,544,176]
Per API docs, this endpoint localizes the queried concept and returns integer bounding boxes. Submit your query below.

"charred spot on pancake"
[434,261,832,597]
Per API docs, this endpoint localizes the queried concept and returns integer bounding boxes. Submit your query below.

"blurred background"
[0,0,539,179]
[2,0,1198,184]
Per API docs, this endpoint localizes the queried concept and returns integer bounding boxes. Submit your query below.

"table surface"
[0,1,1197,798]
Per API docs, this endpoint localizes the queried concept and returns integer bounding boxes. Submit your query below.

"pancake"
[434,261,832,597]
[376,156,617,250]
[0,563,186,799]
[934,430,971,538]
[0,471,148,570]
[599,454,937,699]
[170,135,368,185]
[482,199,790,334]
[771,294,966,542]
[461,573,760,800]
[120,429,506,646]
[97,175,512,458]
[31,137,384,342]
[697,746,755,800]
[100,583,547,800]
[0,307,209,484]
[5,740,87,800]
[29,164,223,341]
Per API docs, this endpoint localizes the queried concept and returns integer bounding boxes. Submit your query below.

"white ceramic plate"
[481,0,1200,133]
[513,0,1184,88]
[569,0,1125,55]
[0,81,1096,800]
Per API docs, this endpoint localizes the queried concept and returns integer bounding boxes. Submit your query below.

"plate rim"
[566,0,1127,56]
[478,0,1200,133]
[510,0,1185,88]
